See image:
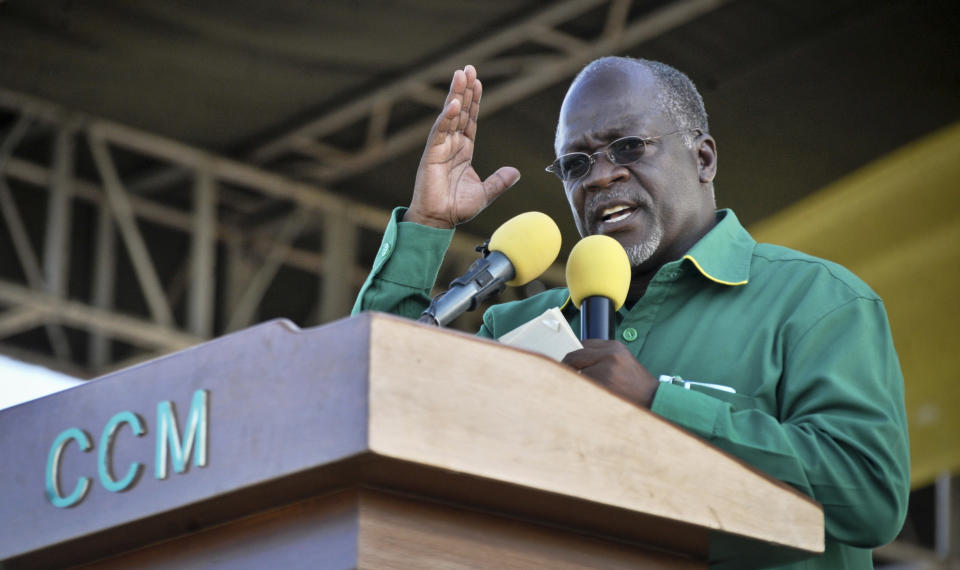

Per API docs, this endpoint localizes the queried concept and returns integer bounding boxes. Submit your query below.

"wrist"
[402,208,454,229]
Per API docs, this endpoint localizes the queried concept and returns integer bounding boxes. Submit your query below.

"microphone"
[419,212,562,326]
[566,235,631,340]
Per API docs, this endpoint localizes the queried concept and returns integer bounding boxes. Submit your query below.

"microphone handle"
[420,251,515,327]
[581,296,616,340]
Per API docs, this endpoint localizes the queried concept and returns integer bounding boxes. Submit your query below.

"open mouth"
[600,205,637,224]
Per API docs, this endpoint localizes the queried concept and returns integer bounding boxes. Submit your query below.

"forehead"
[556,66,668,153]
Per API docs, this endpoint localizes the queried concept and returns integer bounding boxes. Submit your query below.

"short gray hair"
[558,56,709,150]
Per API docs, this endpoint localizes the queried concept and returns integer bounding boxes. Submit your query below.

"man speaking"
[352,58,909,569]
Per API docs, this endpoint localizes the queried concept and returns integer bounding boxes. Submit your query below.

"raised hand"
[404,65,521,229]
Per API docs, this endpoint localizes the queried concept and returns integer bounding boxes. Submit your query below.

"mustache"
[584,188,647,220]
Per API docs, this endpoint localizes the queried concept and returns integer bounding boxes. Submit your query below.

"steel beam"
[188,167,217,337]
[0,114,73,361]
[0,87,564,377]
[319,205,359,323]
[0,307,44,339]
[0,279,200,351]
[224,209,310,332]
[88,131,176,328]
[248,0,728,184]
[88,202,117,372]
[43,123,76,299]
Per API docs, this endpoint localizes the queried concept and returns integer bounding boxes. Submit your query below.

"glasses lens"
[609,137,646,165]
[557,154,591,181]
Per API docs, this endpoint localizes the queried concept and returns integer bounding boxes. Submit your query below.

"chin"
[622,228,663,268]
[582,221,663,268]
[625,244,656,267]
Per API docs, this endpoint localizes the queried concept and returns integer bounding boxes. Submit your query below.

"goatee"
[625,223,662,267]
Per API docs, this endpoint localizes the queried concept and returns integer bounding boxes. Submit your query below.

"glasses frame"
[545,128,702,182]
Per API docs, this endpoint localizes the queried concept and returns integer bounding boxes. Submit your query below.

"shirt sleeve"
[351,207,454,320]
[651,296,910,548]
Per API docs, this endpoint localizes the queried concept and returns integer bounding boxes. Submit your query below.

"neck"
[624,211,719,303]
[626,270,655,302]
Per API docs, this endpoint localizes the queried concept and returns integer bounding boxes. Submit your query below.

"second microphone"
[566,235,631,340]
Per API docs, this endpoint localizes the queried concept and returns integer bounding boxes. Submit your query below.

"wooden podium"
[0,312,823,569]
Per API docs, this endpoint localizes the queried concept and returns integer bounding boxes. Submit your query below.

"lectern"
[0,312,823,568]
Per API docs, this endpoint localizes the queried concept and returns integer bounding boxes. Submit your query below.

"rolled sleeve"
[352,207,454,319]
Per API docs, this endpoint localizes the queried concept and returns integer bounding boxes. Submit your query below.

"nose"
[580,152,629,190]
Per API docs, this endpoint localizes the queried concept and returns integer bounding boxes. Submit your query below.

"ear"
[696,133,717,184]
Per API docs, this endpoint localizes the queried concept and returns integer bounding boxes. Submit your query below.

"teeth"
[601,205,632,223]
[602,206,629,216]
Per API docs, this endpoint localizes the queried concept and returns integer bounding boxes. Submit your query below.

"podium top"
[0,312,822,568]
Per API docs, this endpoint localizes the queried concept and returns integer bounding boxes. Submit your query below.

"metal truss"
[0,0,729,379]
[249,0,728,183]
[0,88,562,378]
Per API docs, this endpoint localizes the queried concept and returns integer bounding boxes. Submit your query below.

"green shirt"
[353,208,910,569]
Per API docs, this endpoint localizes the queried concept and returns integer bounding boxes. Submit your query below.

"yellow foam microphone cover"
[566,235,631,310]
[488,211,562,286]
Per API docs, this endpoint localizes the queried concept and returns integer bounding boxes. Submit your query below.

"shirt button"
[379,242,391,257]
[622,327,638,342]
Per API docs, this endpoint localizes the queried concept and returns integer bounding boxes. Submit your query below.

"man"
[352,58,909,568]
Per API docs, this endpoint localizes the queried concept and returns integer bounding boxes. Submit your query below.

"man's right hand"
[563,340,660,409]
[404,65,521,229]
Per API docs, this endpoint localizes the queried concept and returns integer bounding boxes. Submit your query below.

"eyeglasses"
[545,128,701,182]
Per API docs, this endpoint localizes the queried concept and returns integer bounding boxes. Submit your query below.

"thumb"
[481,166,521,202]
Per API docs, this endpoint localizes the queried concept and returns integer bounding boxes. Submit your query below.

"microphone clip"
[448,252,506,301]
[418,241,509,327]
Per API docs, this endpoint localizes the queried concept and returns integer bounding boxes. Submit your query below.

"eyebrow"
[561,128,636,154]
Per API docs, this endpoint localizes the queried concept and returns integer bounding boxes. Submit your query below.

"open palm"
[406,65,520,229]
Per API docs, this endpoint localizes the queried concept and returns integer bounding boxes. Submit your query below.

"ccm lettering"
[45,389,209,508]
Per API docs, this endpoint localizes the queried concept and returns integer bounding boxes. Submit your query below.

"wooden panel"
[81,491,361,569]
[367,314,823,554]
[80,488,703,569]
[356,456,710,558]
[357,489,704,570]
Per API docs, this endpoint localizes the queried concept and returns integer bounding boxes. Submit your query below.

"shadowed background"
[0,0,957,564]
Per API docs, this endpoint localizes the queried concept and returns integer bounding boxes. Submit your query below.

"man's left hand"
[562,339,659,408]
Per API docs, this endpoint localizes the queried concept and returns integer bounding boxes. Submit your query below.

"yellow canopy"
[750,122,960,488]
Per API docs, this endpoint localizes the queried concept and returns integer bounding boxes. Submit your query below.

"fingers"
[562,346,603,371]
[436,66,481,138]
[442,67,467,114]
[562,341,659,408]
[464,78,482,141]
[481,166,521,202]
[430,97,459,143]
[562,340,629,373]
[432,67,465,140]
[459,67,478,138]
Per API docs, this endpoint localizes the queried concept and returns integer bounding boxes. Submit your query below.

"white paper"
[497,307,582,361]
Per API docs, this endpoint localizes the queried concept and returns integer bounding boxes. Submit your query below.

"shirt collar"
[681,209,754,286]
[559,209,754,309]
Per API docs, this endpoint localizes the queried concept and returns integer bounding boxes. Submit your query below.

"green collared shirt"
[353,208,910,569]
